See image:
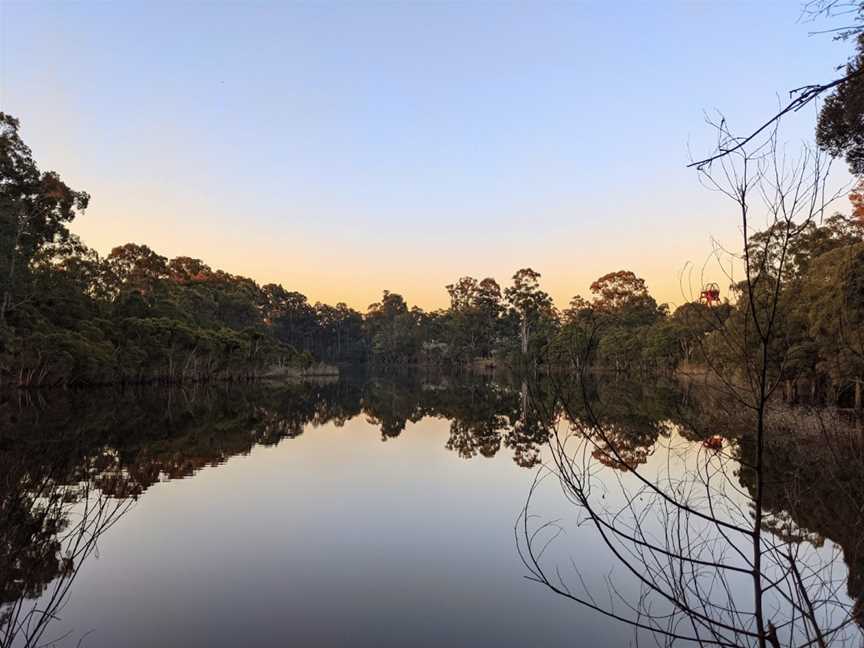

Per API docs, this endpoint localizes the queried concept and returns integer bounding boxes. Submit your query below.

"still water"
[2,375,861,647]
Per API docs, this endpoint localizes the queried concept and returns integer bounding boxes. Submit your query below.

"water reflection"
[0,437,131,647]
[735,415,864,630]
[520,378,864,646]
[1,374,861,646]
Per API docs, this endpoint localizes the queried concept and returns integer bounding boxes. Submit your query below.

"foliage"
[817,32,864,175]
[2,112,864,401]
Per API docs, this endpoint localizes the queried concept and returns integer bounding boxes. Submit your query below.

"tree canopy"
[1,111,863,406]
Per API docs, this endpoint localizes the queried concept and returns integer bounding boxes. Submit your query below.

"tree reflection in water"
[0,442,132,647]
[518,375,864,647]
[0,375,861,646]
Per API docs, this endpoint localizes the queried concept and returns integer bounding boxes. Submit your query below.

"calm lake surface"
[2,374,861,647]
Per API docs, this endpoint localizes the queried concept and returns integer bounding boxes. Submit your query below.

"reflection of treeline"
[0,374,706,496]
[735,412,864,623]
[361,373,711,468]
[0,380,358,633]
[1,372,704,619]
[0,377,512,622]
[4,376,861,631]
[1,382,359,497]
[551,376,864,629]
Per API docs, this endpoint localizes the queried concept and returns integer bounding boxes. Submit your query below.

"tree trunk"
[520,320,529,356]
[520,380,529,423]
[0,211,24,327]
[0,290,9,327]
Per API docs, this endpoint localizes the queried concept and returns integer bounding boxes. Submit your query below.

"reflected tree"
[518,125,862,646]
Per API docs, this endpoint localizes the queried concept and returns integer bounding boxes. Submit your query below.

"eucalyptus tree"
[0,113,89,326]
[365,291,422,365]
[817,24,864,174]
[444,276,504,362]
[799,242,864,407]
[504,268,554,358]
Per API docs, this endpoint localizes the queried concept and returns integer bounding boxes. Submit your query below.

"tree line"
[2,109,864,402]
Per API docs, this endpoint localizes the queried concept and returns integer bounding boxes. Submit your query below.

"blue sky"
[0,1,852,309]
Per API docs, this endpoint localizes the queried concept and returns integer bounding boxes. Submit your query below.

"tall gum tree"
[0,114,89,325]
[504,268,553,357]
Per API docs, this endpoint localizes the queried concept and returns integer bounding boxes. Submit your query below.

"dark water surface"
[2,375,861,647]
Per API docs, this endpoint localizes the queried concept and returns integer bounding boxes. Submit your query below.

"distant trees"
[6,207,863,396]
[443,276,504,362]
[551,297,596,371]
[589,270,650,313]
[3,108,864,400]
[517,105,863,648]
[585,270,668,371]
[263,285,318,351]
[313,301,365,363]
[364,291,420,365]
[0,168,306,386]
[798,241,864,406]
[504,268,554,358]
[694,212,864,408]
[668,301,726,363]
[0,109,376,386]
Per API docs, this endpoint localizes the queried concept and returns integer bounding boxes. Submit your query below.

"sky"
[0,1,853,311]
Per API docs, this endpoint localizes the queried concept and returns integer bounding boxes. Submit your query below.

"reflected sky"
[42,415,630,647]
[3,377,860,647]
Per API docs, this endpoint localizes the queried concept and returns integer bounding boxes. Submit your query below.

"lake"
[2,373,862,647]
